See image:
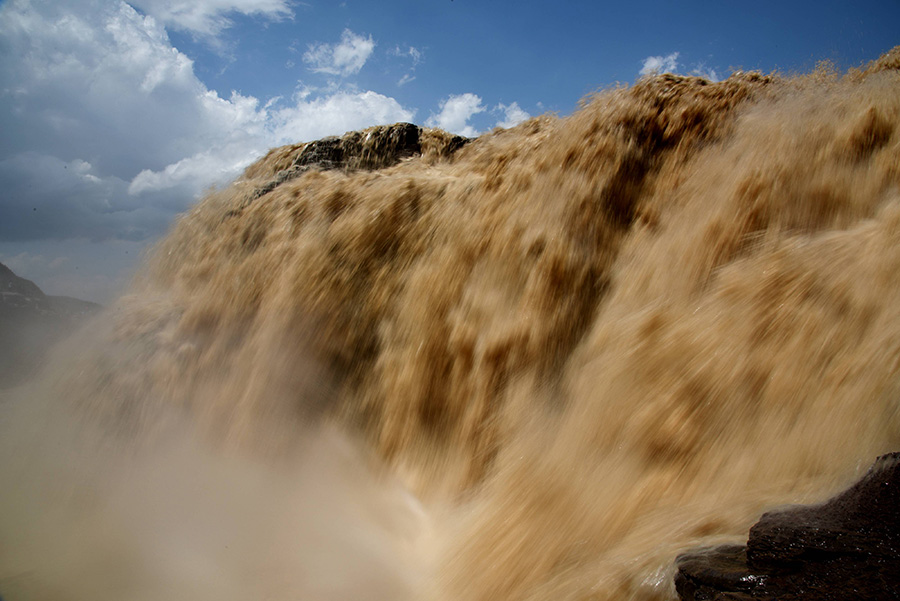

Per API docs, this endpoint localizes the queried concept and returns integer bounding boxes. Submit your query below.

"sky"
[0,0,898,303]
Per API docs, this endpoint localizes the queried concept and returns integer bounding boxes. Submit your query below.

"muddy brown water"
[2,49,899,601]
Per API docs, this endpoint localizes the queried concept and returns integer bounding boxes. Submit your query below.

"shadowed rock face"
[675,453,900,601]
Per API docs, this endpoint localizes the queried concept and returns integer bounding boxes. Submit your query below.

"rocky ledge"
[674,452,900,600]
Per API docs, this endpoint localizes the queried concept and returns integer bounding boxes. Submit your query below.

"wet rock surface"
[675,453,900,600]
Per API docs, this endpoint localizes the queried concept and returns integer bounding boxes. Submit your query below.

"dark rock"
[293,135,345,171]
[328,121,422,171]
[249,122,468,202]
[748,452,900,564]
[675,545,766,600]
[675,453,900,601]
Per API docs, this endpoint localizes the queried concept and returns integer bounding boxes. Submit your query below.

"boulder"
[250,122,468,201]
[675,453,900,600]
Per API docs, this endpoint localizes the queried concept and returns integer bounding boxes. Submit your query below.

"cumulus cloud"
[0,1,263,230]
[127,143,259,197]
[495,102,530,129]
[426,93,485,137]
[0,1,412,237]
[1,0,203,177]
[0,0,413,300]
[303,29,375,77]
[272,91,414,142]
[640,52,680,76]
[129,0,293,38]
[126,89,269,197]
[131,90,414,196]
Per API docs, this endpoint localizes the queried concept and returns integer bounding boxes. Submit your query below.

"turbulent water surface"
[2,49,900,601]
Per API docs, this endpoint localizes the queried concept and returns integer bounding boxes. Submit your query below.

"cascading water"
[2,48,899,601]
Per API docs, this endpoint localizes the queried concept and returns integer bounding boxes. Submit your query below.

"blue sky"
[1,0,898,302]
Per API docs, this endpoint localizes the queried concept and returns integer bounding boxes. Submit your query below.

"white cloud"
[691,63,720,82]
[426,93,485,137]
[127,143,258,197]
[0,0,224,177]
[303,29,375,77]
[0,1,413,228]
[389,45,423,87]
[390,45,423,66]
[495,102,530,129]
[272,91,415,144]
[131,90,415,196]
[127,89,270,196]
[0,0,414,273]
[638,51,722,81]
[640,52,680,76]
[407,46,422,65]
[128,0,293,38]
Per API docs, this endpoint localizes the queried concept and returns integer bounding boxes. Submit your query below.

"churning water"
[2,49,900,601]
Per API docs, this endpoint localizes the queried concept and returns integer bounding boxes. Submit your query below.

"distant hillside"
[0,261,45,303]
[0,262,100,387]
